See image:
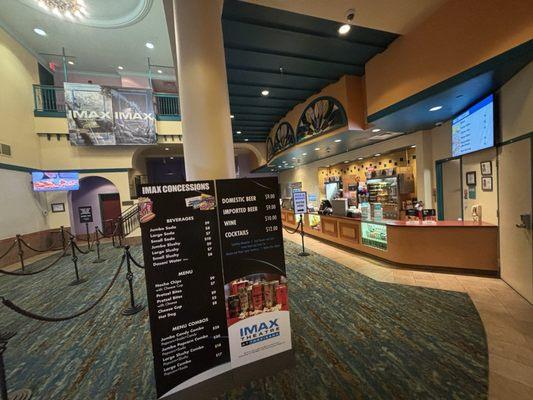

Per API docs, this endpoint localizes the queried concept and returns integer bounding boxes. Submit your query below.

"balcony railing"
[32,85,180,120]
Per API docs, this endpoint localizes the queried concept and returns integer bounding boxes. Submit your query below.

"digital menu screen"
[452,94,494,157]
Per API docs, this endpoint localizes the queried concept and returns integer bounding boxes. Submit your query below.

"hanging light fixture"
[37,0,88,19]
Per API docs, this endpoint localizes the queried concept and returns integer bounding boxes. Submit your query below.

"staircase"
[103,204,140,247]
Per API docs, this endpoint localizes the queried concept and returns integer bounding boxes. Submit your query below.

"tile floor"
[283,231,533,400]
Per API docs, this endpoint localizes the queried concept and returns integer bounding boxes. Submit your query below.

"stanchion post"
[298,217,309,257]
[0,331,32,400]
[93,226,105,264]
[85,222,91,251]
[60,226,66,254]
[121,246,145,315]
[15,235,25,272]
[69,238,87,286]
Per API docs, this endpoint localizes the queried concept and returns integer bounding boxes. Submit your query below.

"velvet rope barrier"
[0,247,68,277]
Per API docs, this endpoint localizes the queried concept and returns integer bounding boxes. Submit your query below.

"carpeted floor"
[0,240,488,399]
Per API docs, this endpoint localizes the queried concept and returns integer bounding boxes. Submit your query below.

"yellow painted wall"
[365,0,533,116]
[0,27,41,168]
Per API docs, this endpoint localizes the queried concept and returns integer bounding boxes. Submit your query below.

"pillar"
[172,0,236,180]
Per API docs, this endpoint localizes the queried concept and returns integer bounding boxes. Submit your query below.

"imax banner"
[64,83,157,146]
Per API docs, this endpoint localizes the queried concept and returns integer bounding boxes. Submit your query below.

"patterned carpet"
[0,240,488,399]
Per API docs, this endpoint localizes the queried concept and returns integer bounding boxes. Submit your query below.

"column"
[172,0,236,180]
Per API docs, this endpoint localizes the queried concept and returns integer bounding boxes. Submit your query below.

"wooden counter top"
[281,209,498,273]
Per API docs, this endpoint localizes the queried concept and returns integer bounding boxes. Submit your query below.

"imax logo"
[240,319,279,337]
[68,110,155,121]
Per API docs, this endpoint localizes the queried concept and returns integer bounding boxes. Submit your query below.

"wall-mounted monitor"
[32,171,80,192]
[452,94,494,157]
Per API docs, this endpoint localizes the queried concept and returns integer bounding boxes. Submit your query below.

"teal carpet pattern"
[0,241,488,399]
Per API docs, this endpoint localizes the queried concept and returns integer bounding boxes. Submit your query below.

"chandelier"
[37,0,88,19]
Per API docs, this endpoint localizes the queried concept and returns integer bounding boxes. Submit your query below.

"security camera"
[345,9,356,22]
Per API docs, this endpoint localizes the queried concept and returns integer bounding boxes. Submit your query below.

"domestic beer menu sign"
[139,178,291,398]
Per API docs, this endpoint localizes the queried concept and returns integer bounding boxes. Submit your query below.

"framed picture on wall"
[482,176,493,191]
[466,171,476,186]
[480,161,492,175]
[51,203,65,213]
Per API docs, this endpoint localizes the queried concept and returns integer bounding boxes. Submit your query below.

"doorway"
[498,136,532,302]
[436,158,462,220]
[99,193,122,236]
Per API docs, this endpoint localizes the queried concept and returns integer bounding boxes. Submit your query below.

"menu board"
[216,178,291,369]
[139,178,291,398]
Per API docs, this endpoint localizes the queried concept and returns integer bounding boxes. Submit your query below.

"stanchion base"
[298,252,310,257]
[122,304,145,316]
[69,278,88,286]
[92,258,106,264]
[8,388,32,400]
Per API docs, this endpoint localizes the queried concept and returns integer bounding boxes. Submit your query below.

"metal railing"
[32,85,180,118]
[103,204,140,247]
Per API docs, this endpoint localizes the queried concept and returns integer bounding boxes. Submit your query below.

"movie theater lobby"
[0,0,532,399]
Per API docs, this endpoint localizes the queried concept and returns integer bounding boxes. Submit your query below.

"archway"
[68,176,121,236]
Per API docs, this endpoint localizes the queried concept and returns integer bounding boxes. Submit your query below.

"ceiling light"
[33,28,47,36]
[334,139,342,143]
[374,153,381,157]
[230,114,234,119]
[145,42,155,49]
[292,157,296,160]
[67,60,74,65]
[117,65,124,70]
[357,157,364,160]
[170,156,174,160]
[344,161,349,163]
[435,121,443,126]
[429,105,442,112]
[372,128,381,133]
[236,131,242,134]
[261,90,269,96]
[338,24,351,35]
[411,145,416,148]
[314,147,320,151]
[164,147,169,151]
[244,138,249,142]
[302,153,307,156]
[157,69,163,74]
[38,1,87,19]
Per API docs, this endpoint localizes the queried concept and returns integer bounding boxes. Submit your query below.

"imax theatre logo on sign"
[67,110,155,121]
[239,318,280,347]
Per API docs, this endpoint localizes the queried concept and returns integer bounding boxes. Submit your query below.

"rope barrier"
[0,241,16,260]
[72,241,90,255]
[19,236,63,253]
[282,220,302,234]
[128,252,145,269]
[0,255,125,322]
[0,248,67,276]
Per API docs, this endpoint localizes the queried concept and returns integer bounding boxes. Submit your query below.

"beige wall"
[0,27,41,168]
[365,0,533,116]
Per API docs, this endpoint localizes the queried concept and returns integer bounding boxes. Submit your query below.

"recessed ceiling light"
[236,131,242,134]
[33,28,47,36]
[325,165,330,168]
[374,153,381,157]
[157,69,163,74]
[117,65,124,70]
[411,145,416,148]
[334,139,342,143]
[292,157,296,160]
[302,153,307,156]
[145,42,155,49]
[435,121,443,126]
[429,105,442,112]
[164,147,169,151]
[314,147,320,151]
[357,157,364,160]
[67,60,74,65]
[170,156,174,160]
[230,114,234,119]
[338,24,351,35]
[244,138,249,141]
[261,89,269,96]
[344,160,349,163]
[372,128,381,133]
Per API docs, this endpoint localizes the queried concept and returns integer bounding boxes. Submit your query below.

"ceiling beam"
[227,65,337,82]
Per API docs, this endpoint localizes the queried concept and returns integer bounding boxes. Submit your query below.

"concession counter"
[281,210,498,273]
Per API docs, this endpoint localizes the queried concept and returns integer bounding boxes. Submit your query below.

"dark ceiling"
[222,0,399,143]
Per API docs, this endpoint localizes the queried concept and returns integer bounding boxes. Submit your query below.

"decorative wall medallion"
[266,136,275,161]
[297,96,347,141]
[275,122,295,149]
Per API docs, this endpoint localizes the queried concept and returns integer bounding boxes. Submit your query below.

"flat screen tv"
[32,171,79,192]
[452,94,494,157]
